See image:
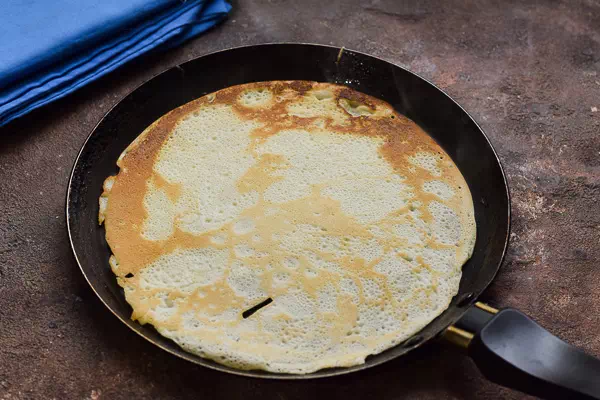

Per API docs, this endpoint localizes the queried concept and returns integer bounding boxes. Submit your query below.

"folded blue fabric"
[0,0,231,127]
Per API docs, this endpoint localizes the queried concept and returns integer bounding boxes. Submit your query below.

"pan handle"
[444,303,600,400]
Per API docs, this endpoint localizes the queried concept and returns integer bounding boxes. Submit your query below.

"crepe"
[99,81,476,373]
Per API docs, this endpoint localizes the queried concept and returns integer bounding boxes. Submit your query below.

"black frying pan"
[66,44,600,399]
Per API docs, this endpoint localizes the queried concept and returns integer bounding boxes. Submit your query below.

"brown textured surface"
[0,0,599,399]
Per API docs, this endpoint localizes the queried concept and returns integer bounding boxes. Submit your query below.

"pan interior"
[67,43,510,379]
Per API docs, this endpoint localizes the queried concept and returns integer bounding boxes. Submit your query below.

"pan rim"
[66,42,511,379]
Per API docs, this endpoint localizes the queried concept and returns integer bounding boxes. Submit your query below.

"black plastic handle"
[455,306,600,399]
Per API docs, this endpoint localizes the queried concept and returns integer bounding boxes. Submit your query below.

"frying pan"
[66,43,600,399]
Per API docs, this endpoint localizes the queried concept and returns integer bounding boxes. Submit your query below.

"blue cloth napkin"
[0,0,231,127]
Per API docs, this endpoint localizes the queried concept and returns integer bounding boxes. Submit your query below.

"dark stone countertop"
[1,1,599,399]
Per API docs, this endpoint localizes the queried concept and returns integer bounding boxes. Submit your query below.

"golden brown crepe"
[99,81,475,373]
